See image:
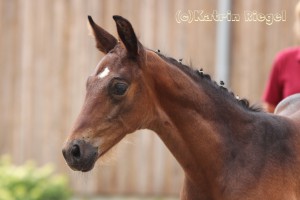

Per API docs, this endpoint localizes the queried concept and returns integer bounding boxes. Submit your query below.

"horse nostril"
[71,144,81,158]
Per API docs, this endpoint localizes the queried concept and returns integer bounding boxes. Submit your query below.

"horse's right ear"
[88,16,117,54]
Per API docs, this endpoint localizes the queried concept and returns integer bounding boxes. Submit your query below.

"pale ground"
[72,196,178,200]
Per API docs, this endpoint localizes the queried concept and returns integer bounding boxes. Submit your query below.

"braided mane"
[154,50,262,112]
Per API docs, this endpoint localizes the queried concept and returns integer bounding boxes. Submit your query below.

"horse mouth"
[68,156,97,172]
[62,139,99,172]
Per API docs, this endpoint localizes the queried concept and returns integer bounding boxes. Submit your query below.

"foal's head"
[62,16,156,172]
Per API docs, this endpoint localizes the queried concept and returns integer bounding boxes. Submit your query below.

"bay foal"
[62,16,300,200]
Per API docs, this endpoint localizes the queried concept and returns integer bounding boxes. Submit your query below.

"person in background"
[263,1,300,113]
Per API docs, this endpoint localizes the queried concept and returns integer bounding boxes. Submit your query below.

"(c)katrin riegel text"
[175,10,286,25]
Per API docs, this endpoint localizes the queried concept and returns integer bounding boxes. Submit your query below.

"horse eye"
[112,82,128,96]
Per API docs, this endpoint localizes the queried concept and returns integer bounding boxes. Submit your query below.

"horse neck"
[145,53,255,186]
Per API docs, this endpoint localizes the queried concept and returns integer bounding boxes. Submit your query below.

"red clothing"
[263,47,300,106]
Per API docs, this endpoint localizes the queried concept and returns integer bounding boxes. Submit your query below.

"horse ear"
[113,15,139,57]
[88,16,117,53]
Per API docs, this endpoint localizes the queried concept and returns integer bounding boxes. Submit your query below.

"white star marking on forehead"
[97,67,110,79]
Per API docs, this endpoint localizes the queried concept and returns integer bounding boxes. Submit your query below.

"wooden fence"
[0,0,298,197]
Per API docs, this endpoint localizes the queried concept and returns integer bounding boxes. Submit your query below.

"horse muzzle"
[62,139,98,172]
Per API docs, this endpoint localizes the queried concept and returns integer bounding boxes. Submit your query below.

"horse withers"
[62,15,300,200]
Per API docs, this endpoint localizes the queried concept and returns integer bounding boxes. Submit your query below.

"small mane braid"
[155,50,262,112]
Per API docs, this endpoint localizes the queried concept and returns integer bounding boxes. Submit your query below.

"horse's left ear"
[113,15,140,58]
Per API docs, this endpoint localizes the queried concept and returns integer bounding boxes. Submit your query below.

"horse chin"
[68,157,97,172]
[79,163,95,172]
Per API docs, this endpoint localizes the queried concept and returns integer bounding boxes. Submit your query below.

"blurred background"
[0,0,298,199]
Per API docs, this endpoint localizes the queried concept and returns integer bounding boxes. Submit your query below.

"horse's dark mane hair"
[154,50,262,112]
